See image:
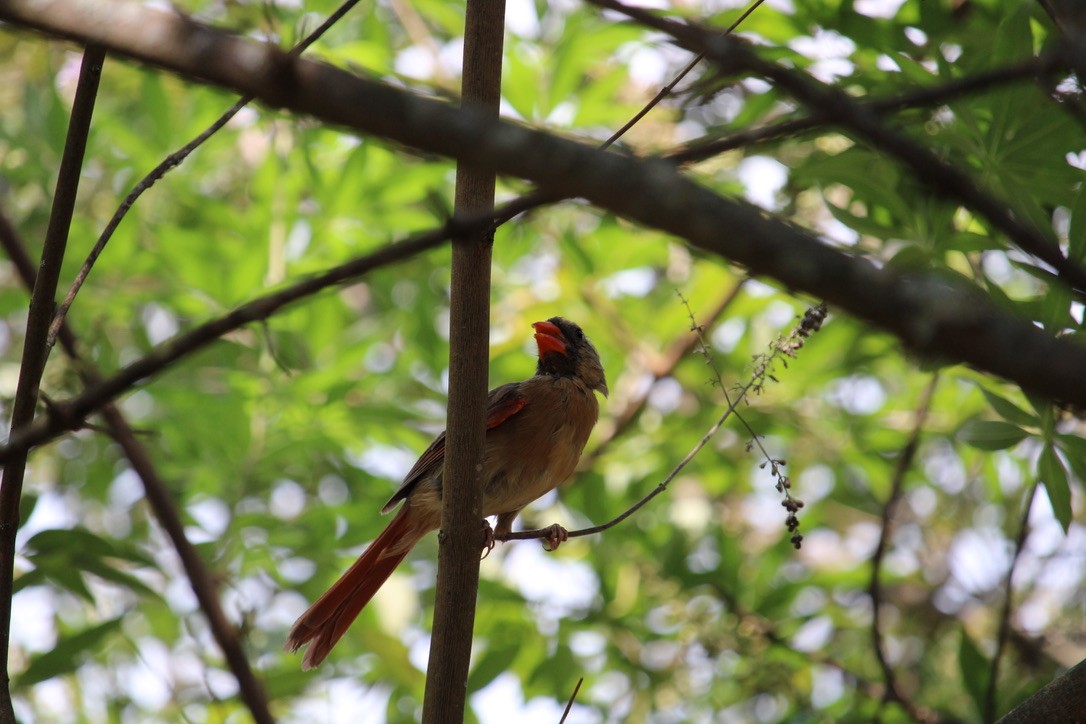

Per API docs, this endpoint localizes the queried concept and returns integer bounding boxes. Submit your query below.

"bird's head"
[532,317,608,397]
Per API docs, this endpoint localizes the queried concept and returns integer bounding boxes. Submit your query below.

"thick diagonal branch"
[2,0,1086,447]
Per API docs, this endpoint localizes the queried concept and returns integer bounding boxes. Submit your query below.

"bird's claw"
[480,519,496,560]
[542,523,569,552]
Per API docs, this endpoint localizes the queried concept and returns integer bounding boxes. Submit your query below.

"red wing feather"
[381,383,527,513]
[485,388,528,429]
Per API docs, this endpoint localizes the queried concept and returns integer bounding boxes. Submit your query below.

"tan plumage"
[285,317,606,669]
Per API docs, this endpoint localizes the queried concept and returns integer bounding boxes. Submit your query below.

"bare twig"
[0,46,104,724]
[868,375,939,722]
[559,677,584,724]
[46,0,367,349]
[668,50,1068,166]
[497,302,825,546]
[683,295,825,549]
[985,482,1040,722]
[580,281,745,469]
[0,212,275,723]
[598,0,766,150]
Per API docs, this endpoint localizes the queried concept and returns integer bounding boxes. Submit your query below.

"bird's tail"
[285,507,422,670]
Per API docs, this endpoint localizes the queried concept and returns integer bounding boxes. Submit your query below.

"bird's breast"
[481,376,599,516]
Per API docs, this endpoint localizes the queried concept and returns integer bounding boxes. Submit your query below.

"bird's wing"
[380,382,528,513]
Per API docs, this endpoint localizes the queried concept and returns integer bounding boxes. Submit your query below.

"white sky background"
[12,0,1085,721]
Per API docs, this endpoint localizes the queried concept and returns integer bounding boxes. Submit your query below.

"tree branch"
[985,482,1040,721]
[421,1,504,719]
[0,46,104,724]
[997,657,1086,723]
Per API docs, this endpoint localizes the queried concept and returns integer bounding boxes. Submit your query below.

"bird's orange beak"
[532,320,567,357]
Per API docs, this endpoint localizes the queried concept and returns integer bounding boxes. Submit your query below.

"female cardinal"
[285,317,607,669]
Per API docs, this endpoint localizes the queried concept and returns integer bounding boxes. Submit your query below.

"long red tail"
[285,508,423,670]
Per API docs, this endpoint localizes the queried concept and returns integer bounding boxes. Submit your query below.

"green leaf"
[1039,280,1073,332]
[12,568,46,595]
[959,628,989,719]
[1025,393,1055,437]
[25,528,114,558]
[978,387,1037,429]
[466,641,520,693]
[1056,434,1086,484]
[1069,183,1086,264]
[18,493,38,528]
[958,420,1028,450]
[1039,444,1072,533]
[25,527,155,567]
[16,617,124,686]
[79,558,160,600]
[44,567,95,604]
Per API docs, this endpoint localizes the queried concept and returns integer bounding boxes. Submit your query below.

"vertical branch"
[0,46,105,724]
[868,375,938,721]
[985,482,1039,722]
[421,1,504,721]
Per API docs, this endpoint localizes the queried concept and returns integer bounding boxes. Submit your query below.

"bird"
[285,317,607,669]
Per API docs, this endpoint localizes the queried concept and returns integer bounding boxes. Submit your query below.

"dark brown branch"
[867,375,939,723]
[3,0,1086,438]
[46,0,366,349]
[421,1,504,720]
[559,677,584,723]
[587,0,1086,295]
[985,483,1040,722]
[997,656,1086,723]
[0,47,104,724]
[0,213,275,723]
[668,51,1068,166]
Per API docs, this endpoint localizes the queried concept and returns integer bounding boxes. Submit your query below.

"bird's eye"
[574,327,584,340]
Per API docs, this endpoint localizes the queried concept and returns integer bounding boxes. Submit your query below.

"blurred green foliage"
[1,0,1084,721]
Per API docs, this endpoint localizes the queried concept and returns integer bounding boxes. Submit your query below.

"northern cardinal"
[285,317,607,669]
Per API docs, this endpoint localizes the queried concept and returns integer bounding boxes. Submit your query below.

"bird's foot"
[542,523,569,552]
[480,519,496,560]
